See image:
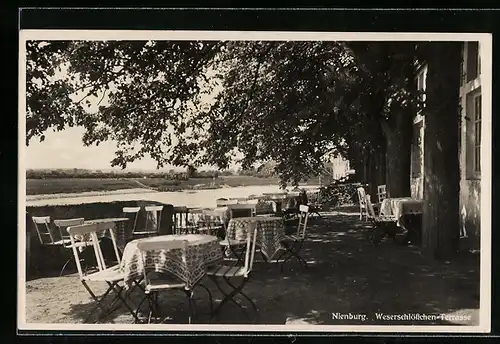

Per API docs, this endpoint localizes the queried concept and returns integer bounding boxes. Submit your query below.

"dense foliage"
[26,40,421,189]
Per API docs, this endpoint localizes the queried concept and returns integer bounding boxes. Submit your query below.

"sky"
[24,51,231,172]
[25,126,179,171]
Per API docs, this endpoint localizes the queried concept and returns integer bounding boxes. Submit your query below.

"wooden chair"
[216,198,238,207]
[135,239,211,324]
[356,187,369,221]
[52,218,89,276]
[133,205,163,238]
[227,204,256,219]
[198,209,225,237]
[122,207,140,242]
[276,205,310,271]
[67,222,139,323]
[366,195,401,246]
[377,184,387,203]
[207,222,259,323]
[173,206,197,234]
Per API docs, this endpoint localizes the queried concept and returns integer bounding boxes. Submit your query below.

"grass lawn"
[26,176,284,195]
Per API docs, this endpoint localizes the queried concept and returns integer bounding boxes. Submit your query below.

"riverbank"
[25,184,321,208]
[26,176,285,196]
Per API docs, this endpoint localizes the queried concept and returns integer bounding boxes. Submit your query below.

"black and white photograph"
[18,29,491,333]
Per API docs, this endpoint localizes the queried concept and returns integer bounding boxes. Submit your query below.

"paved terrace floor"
[24,207,480,326]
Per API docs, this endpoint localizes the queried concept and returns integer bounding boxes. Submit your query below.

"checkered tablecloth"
[84,218,131,250]
[119,234,223,289]
[226,216,285,260]
[379,198,423,226]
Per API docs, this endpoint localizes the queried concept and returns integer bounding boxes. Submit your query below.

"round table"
[226,216,285,260]
[84,217,130,250]
[120,234,223,289]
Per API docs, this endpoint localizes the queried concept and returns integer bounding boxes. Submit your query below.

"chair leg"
[59,255,74,277]
[184,289,196,324]
[209,276,246,321]
[196,283,214,321]
[221,277,256,322]
[82,282,116,323]
[279,241,307,272]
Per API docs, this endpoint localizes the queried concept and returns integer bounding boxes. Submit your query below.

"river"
[25,184,320,208]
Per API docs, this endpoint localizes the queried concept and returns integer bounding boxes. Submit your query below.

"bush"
[317,178,362,208]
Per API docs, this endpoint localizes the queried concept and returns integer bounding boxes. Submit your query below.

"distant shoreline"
[26,187,155,201]
[26,176,321,200]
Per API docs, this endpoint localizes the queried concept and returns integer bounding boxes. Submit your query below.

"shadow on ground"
[28,207,480,326]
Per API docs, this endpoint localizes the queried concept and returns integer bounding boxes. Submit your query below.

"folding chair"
[198,209,225,237]
[377,184,387,203]
[123,207,140,242]
[216,199,238,207]
[135,239,211,324]
[133,205,163,238]
[222,204,256,262]
[172,206,198,234]
[67,222,139,323]
[52,218,89,276]
[207,222,259,323]
[31,216,56,246]
[356,187,369,221]
[304,191,323,219]
[227,204,256,219]
[276,205,310,272]
[365,195,401,246]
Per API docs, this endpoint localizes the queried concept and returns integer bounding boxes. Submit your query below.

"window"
[458,98,462,153]
[474,94,482,172]
[416,67,426,104]
[465,90,481,179]
[466,42,479,82]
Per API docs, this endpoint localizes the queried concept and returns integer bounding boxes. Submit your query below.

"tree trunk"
[422,42,461,260]
[383,115,413,198]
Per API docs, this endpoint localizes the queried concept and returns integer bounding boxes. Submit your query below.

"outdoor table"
[84,217,130,250]
[226,216,286,260]
[257,194,289,216]
[119,234,223,290]
[379,197,423,226]
[379,197,423,244]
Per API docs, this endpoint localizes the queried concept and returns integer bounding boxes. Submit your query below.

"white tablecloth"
[119,234,223,289]
[379,197,423,226]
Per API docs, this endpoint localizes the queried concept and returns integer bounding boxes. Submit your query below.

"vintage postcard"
[18,29,492,333]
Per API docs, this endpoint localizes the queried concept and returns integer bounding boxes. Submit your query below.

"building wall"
[410,42,482,251]
[458,41,482,250]
[331,156,350,180]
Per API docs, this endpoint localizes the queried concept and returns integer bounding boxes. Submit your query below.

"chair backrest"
[187,208,205,227]
[143,205,163,233]
[227,204,256,219]
[365,195,377,219]
[216,199,238,207]
[243,222,259,277]
[357,187,367,207]
[123,206,141,233]
[377,184,387,203]
[173,206,189,232]
[32,216,54,244]
[237,198,259,205]
[67,222,120,278]
[136,239,189,285]
[296,205,310,238]
[53,218,85,246]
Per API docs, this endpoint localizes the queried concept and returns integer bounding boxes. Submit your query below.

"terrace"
[24,205,479,326]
